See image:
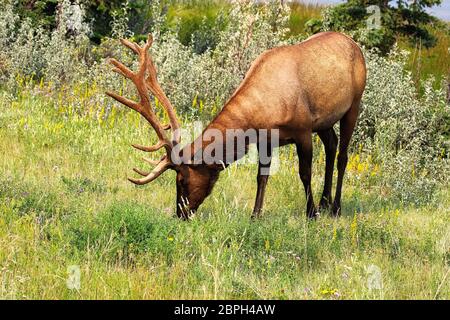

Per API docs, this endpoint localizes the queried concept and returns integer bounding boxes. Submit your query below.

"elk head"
[106,34,218,219]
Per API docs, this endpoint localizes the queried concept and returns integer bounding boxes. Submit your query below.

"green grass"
[0,90,449,300]
[166,0,228,46]
[288,2,323,36]
[400,24,450,88]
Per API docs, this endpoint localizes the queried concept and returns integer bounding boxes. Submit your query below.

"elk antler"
[106,34,181,185]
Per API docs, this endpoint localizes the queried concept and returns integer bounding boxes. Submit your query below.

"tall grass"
[402,24,450,88]
[0,89,448,299]
[288,1,323,36]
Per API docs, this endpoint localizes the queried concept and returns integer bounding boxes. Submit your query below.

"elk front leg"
[296,132,318,219]
[252,146,272,219]
[317,128,338,211]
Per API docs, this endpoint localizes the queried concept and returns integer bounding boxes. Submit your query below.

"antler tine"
[108,58,136,80]
[120,34,152,56]
[133,167,150,177]
[142,155,166,166]
[143,33,153,51]
[146,77,181,145]
[128,158,172,185]
[106,91,139,112]
[120,38,141,55]
[131,141,167,153]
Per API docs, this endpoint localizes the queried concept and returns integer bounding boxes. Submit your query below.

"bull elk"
[106,31,366,219]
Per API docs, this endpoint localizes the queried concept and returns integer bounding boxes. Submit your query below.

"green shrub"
[355,49,449,204]
[307,0,441,54]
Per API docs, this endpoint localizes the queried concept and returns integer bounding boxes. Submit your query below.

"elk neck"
[179,98,254,170]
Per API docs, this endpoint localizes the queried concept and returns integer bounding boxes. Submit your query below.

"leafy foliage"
[307,0,444,54]
[355,48,449,203]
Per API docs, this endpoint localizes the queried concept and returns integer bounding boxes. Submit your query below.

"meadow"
[0,0,449,300]
[0,87,449,299]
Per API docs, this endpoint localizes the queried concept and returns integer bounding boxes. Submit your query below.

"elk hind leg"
[333,101,359,216]
[295,131,318,219]
[318,128,338,211]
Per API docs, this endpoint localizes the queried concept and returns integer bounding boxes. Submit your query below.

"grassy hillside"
[0,90,448,299]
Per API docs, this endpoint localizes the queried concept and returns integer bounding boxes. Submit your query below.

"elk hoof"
[251,211,261,220]
[307,210,320,220]
[331,203,341,217]
[319,197,332,212]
